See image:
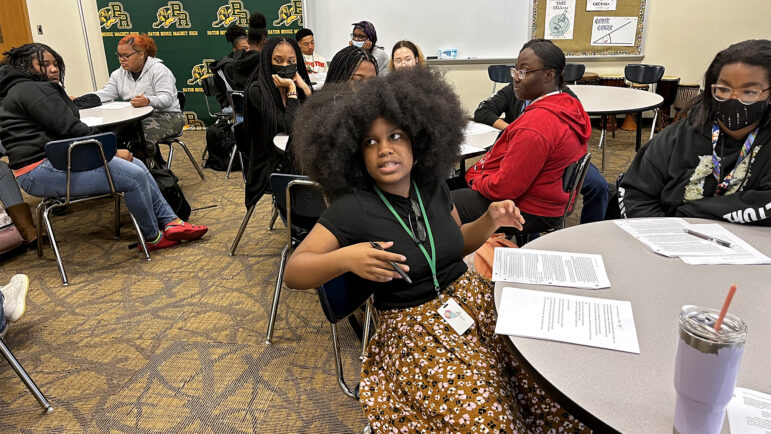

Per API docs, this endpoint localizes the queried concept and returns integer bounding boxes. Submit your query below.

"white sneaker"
[1,274,29,323]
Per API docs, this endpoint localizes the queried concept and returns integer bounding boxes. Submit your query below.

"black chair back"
[230,91,245,117]
[177,91,186,111]
[201,76,216,97]
[269,173,327,241]
[564,63,586,83]
[487,65,512,84]
[624,64,665,85]
[561,153,592,220]
[318,273,372,324]
[44,132,117,172]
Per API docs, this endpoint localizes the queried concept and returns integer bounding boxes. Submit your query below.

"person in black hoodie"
[209,24,249,110]
[620,39,771,225]
[0,43,207,251]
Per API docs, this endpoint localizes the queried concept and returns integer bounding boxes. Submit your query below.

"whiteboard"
[304,0,532,62]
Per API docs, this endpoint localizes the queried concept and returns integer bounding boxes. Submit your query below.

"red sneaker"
[140,232,179,251]
[164,221,208,241]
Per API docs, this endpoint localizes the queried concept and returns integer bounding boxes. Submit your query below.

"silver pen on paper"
[683,228,732,248]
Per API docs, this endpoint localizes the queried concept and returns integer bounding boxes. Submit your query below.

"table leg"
[635,112,642,151]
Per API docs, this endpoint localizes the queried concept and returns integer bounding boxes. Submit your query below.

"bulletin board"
[531,0,647,57]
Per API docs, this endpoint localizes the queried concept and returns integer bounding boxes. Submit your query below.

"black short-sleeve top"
[317,180,468,310]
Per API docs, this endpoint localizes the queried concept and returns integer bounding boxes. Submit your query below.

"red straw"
[714,284,738,332]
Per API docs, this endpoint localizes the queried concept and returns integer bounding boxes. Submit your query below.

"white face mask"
[352,40,365,48]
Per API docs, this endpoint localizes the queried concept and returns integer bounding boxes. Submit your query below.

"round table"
[493,219,771,433]
[568,85,663,171]
[79,104,153,128]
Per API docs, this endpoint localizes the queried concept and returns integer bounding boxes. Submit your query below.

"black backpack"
[149,165,191,221]
[204,119,239,172]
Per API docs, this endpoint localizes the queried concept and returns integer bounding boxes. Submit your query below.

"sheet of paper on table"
[495,287,640,353]
[100,101,132,110]
[460,144,486,155]
[492,247,610,289]
[614,218,770,264]
[727,387,771,434]
[80,117,103,126]
[464,122,499,136]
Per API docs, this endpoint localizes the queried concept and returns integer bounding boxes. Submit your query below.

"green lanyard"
[373,182,440,293]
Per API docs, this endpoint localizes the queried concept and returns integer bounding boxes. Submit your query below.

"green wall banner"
[95,0,304,129]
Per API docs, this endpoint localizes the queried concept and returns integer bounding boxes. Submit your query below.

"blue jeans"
[579,163,610,224]
[17,158,176,239]
[0,291,5,334]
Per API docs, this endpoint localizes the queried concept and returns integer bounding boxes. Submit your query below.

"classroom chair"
[0,338,53,414]
[625,64,666,142]
[201,76,232,121]
[157,91,205,180]
[225,91,245,180]
[564,63,586,84]
[36,133,150,286]
[317,274,375,434]
[265,174,328,345]
[487,65,512,95]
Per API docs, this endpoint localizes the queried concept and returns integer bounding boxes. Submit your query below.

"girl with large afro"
[285,67,589,432]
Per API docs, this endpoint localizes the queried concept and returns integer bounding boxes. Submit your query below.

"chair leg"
[201,142,209,161]
[0,339,54,414]
[265,244,290,345]
[599,116,608,172]
[42,207,68,286]
[360,299,374,360]
[113,196,121,240]
[268,205,279,230]
[176,140,206,180]
[166,143,175,169]
[36,202,45,258]
[238,152,246,183]
[128,212,151,261]
[225,144,238,179]
[331,322,358,400]
[229,204,256,256]
[649,109,659,141]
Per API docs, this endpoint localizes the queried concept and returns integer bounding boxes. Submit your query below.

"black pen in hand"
[370,242,412,284]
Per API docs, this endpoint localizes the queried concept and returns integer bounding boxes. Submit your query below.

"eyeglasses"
[350,33,368,41]
[408,199,427,244]
[115,51,140,61]
[510,67,552,80]
[711,84,770,105]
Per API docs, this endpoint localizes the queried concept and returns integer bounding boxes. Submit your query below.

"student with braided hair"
[0,43,207,251]
[325,45,377,84]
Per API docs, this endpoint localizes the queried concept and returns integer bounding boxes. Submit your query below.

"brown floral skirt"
[359,270,591,433]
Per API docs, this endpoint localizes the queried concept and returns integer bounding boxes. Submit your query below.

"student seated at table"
[1,274,29,339]
[349,21,389,76]
[295,28,328,74]
[452,39,591,234]
[92,34,184,163]
[620,39,771,225]
[242,37,312,210]
[474,62,609,224]
[210,24,250,110]
[0,43,207,251]
[325,45,378,84]
[388,40,426,72]
[285,68,589,432]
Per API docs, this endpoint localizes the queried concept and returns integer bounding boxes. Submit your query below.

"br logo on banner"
[152,1,191,29]
[273,0,303,26]
[99,2,132,29]
[187,60,215,85]
[183,112,205,130]
[212,0,250,27]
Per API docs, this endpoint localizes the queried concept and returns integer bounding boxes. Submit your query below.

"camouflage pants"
[137,111,185,161]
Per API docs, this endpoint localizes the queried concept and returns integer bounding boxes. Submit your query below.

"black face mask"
[271,63,297,79]
[713,98,769,131]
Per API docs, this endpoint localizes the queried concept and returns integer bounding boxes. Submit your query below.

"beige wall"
[23,0,771,113]
[25,0,108,97]
[439,0,771,115]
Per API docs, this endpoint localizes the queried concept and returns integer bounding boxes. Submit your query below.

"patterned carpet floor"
[0,118,646,433]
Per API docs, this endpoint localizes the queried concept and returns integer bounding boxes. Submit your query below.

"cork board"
[531,0,647,57]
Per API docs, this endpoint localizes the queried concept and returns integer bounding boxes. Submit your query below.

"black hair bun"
[250,12,266,29]
[225,24,247,43]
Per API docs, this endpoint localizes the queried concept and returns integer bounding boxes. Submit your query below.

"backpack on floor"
[0,207,23,255]
[149,166,191,221]
[204,119,239,172]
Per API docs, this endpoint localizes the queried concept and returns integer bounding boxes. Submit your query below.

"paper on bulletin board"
[591,16,638,46]
[544,0,576,40]
[586,0,616,11]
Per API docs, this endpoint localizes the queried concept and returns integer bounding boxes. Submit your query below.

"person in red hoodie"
[452,39,591,234]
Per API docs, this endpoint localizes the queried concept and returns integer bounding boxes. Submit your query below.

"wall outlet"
[37,25,43,35]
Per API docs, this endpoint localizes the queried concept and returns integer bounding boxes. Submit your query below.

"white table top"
[568,84,664,116]
[460,121,500,157]
[274,133,289,151]
[79,104,154,128]
[493,219,771,433]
